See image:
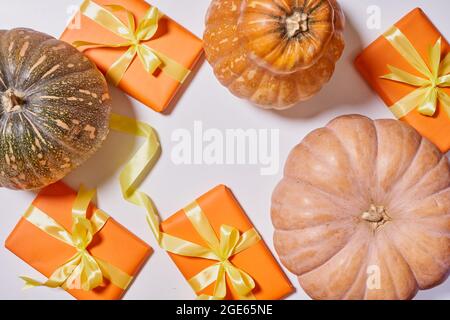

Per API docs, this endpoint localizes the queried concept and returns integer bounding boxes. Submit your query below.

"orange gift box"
[160,185,294,300]
[5,182,152,300]
[60,0,203,113]
[355,8,450,152]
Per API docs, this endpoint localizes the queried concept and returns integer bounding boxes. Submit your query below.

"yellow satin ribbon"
[109,113,161,243]
[160,201,261,300]
[74,0,190,86]
[381,26,450,118]
[20,186,132,291]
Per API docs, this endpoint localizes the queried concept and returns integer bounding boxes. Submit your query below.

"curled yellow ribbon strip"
[74,0,190,86]
[109,113,161,243]
[381,26,450,118]
[160,201,261,300]
[20,186,132,291]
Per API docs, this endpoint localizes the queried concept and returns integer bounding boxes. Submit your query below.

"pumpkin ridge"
[398,157,449,206]
[372,120,387,202]
[11,38,47,85]
[397,186,450,219]
[272,74,283,106]
[5,29,53,85]
[220,58,254,89]
[388,222,449,288]
[339,243,373,300]
[1,116,40,189]
[326,125,370,202]
[298,228,371,299]
[308,0,327,14]
[386,143,427,203]
[381,224,427,291]
[273,210,354,231]
[209,47,236,76]
[26,68,104,97]
[272,0,290,14]
[282,175,355,205]
[415,212,450,221]
[25,65,96,94]
[18,111,107,189]
[297,226,368,278]
[249,37,289,72]
[271,179,357,230]
[371,236,401,299]
[249,71,272,101]
[23,55,98,93]
[0,112,10,136]
[22,112,81,179]
[0,32,13,84]
[12,115,45,186]
[22,111,85,157]
[275,223,357,261]
[404,222,450,237]
[0,69,7,90]
[385,126,425,195]
[274,227,354,277]
[343,235,373,300]
[326,115,379,191]
[378,228,419,299]
[297,134,363,200]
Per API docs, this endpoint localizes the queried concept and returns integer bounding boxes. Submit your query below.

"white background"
[0,0,449,300]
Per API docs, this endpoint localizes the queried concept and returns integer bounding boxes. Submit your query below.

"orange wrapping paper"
[60,0,203,113]
[5,182,152,300]
[355,8,450,152]
[160,185,294,300]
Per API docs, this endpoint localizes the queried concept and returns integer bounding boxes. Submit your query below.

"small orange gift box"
[160,185,294,300]
[60,0,203,113]
[5,182,152,300]
[355,8,450,152]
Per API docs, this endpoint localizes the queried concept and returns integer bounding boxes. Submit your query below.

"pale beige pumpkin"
[203,0,345,109]
[272,115,450,300]
[0,28,111,190]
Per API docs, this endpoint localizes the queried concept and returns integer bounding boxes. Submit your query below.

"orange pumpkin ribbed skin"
[0,28,111,190]
[272,115,450,300]
[203,0,345,109]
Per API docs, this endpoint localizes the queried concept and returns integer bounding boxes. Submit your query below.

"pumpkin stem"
[285,11,309,38]
[361,205,391,230]
[361,205,383,222]
[2,89,24,113]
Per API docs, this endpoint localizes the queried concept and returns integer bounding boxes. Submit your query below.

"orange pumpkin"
[272,115,450,299]
[203,0,345,109]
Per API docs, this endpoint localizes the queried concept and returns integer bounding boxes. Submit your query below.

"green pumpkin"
[0,28,111,190]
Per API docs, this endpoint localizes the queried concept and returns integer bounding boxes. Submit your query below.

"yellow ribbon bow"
[381,26,450,118]
[20,186,132,291]
[160,201,261,300]
[74,0,190,86]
